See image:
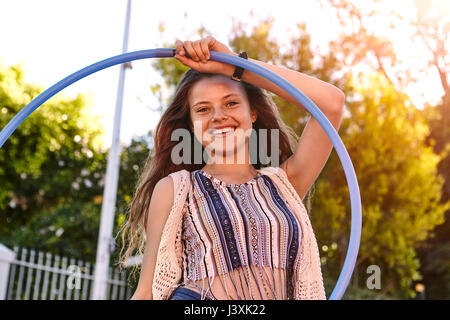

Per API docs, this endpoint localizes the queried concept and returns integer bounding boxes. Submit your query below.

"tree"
[313,70,449,298]
[417,93,450,298]
[10,200,102,261]
[0,63,107,246]
[318,0,450,299]
[5,132,153,266]
[413,0,450,299]
[0,63,154,277]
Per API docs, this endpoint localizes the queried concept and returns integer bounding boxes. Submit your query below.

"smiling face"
[188,75,257,160]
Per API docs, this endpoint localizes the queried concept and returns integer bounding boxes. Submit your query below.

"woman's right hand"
[174,36,237,76]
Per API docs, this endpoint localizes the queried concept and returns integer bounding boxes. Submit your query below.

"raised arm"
[174,35,344,113]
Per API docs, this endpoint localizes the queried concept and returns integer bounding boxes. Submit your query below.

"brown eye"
[227,101,238,107]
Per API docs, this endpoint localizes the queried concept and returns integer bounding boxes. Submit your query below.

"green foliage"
[313,70,450,298]
[0,63,107,247]
[416,93,450,299]
[116,132,153,211]
[420,242,450,299]
[0,62,153,272]
[10,200,101,261]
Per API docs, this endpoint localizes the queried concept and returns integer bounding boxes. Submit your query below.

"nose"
[211,108,228,121]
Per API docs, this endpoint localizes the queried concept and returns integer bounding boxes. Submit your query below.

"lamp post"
[91,0,132,300]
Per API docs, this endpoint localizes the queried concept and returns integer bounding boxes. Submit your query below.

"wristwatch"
[231,51,248,82]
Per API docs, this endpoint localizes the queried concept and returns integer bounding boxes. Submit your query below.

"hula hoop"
[0,48,362,300]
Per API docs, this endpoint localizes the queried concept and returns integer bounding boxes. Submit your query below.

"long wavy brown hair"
[117,68,313,277]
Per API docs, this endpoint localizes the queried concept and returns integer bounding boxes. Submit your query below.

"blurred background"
[0,0,449,300]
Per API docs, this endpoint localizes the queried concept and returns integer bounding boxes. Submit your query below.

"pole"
[91,0,132,300]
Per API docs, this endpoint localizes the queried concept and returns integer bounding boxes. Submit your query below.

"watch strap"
[231,51,248,82]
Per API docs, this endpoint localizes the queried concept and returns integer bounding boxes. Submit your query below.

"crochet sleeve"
[151,170,189,299]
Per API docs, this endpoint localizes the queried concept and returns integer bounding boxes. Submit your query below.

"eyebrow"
[191,93,241,109]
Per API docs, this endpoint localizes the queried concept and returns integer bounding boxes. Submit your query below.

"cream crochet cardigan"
[151,166,326,300]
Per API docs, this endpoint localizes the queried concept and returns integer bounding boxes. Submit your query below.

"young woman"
[120,35,345,300]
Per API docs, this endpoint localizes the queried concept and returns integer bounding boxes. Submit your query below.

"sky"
[0,0,445,149]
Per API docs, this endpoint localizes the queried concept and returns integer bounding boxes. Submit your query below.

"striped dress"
[178,168,302,300]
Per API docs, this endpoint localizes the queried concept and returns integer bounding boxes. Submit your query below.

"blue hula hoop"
[0,48,362,300]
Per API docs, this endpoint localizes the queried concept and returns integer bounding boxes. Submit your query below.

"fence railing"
[0,244,133,300]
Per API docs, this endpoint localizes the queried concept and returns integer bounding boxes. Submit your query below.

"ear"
[251,108,258,123]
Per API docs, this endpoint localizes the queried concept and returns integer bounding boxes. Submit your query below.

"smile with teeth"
[210,127,236,136]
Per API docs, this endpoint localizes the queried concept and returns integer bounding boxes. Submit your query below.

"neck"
[202,163,258,178]
[202,142,257,177]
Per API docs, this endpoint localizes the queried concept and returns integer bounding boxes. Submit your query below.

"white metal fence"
[0,244,133,300]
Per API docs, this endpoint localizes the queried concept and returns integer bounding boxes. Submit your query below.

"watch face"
[239,52,248,59]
